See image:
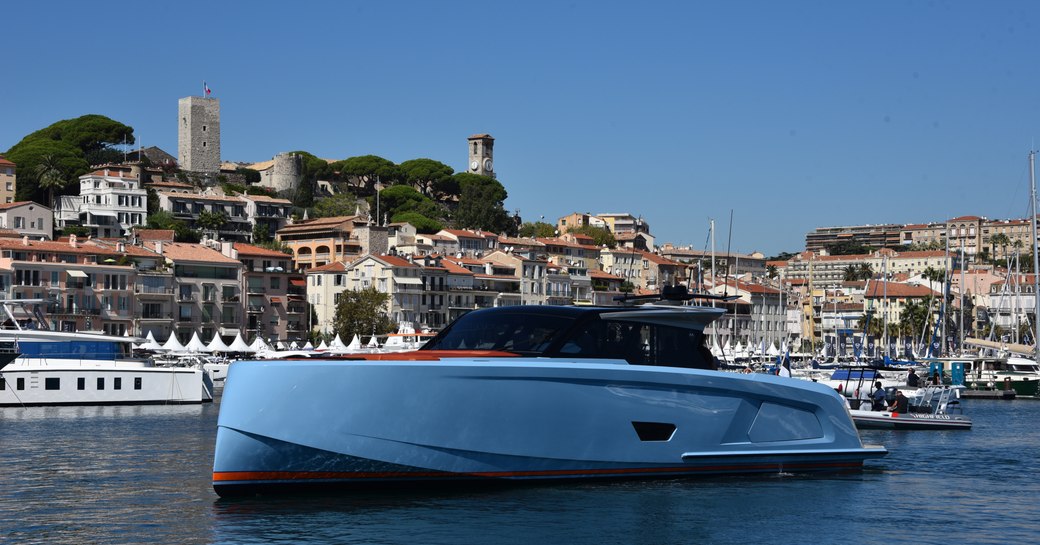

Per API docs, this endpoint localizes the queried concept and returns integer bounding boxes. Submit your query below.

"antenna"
[723,209,734,298]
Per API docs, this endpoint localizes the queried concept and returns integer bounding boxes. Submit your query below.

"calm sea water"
[2,397,1038,545]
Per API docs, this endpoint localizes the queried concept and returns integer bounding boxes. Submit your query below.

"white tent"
[184,331,211,352]
[302,341,314,350]
[289,341,299,350]
[767,342,781,357]
[227,333,254,353]
[137,331,163,352]
[207,334,231,353]
[366,336,380,348]
[330,334,346,350]
[347,335,362,350]
[250,336,270,352]
[161,333,185,352]
[317,339,329,351]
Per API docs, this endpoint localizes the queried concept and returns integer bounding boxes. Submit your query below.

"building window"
[45,377,60,390]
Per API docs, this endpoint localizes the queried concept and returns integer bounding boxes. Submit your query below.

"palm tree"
[856,263,873,280]
[989,233,1010,262]
[33,155,68,207]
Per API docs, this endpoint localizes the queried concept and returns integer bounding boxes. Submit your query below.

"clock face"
[483,159,493,171]
[470,161,479,171]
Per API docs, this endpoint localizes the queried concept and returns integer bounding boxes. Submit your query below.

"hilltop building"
[467,134,495,178]
[0,156,16,204]
[178,96,221,174]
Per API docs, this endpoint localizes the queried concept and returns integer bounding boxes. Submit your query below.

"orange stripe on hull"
[214,461,863,483]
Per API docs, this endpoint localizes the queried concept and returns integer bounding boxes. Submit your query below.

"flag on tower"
[204,81,211,96]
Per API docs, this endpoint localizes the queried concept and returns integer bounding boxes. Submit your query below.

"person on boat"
[930,370,942,385]
[890,390,909,413]
[907,368,920,388]
[870,381,888,411]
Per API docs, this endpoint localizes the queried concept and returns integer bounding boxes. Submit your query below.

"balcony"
[247,305,265,314]
[286,305,305,314]
[246,285,266,295]
[139,313,173,321]
[177,315,194,323]
[136,286,174,296]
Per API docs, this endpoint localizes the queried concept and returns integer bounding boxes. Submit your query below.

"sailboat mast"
[1030,150,1040,362]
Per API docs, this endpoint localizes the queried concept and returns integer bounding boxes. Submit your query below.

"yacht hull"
[0,362,209,406]
[213,359,885,495]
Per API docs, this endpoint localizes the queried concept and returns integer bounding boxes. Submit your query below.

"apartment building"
[231,242,305,343]
[0,156,15,204]
[144,240,243,343]
[276,215,388,270]
[0,202,52,240]
[0,236,138,334]
[55,169,147,238]
[805,223,902,252]
[157,191,251,241]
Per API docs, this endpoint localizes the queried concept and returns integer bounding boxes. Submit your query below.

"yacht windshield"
[423,311,575,355]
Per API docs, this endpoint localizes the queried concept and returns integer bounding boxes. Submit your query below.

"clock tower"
[467,133,495,178]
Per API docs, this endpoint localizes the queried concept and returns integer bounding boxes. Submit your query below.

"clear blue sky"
[4,1,1040,256]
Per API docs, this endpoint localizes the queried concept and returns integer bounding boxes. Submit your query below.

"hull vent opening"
[632,421,676,442]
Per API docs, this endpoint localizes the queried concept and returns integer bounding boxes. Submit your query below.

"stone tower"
[270,152,303,192]
[467,134,495,178]
[178,96,221,173]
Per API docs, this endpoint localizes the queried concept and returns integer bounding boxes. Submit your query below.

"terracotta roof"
[158,191,242,204]
[83,169,137,180]
[902,223,929,229]
[440,259,474,275]
[145,241,241,265]
[766,260,788,268]
[0,157,14,166]
[440,229,493,239]
[864,281,936,298]
[718,279,781,295]
[375,254,418,268]
[306,261,347,273]
[948,215,982,222]
[136,229,175,242]
[233,242,292,258]
[0,201,39,211]
[893,250,946,258]
[241,194,292,204]
[0,238,119,256]
[278,216,359,233]
[589,269,623,281]
[468,134,494,140]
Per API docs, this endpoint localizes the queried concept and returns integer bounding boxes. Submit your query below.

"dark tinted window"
[424,311,575,354]
[78,377,85,390]
[45,378,60,390]
[558,319,714,370]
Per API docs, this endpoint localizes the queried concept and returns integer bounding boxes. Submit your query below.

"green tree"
[236,167,261,185]
[766,264,779,279]
[392,211,444,234]
[399,158,454,198]
[6,114,133,202]
[335,155,401,195]
[313,192,360,218]
[370,185,443,224]
[451,173,512,233]
[568,224,617,248]
[518,221,557,238]
[333,287,396,341]
[146,210,200,243]
[989,233,1011,262]
[33,154,70,207]
[197,210,229,232]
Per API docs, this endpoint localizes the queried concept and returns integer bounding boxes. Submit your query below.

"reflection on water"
[1,399,1039,544]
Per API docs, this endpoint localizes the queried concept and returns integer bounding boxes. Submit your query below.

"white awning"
[67,270,88,278]
[89,210,118,218]
[394,277,424,285]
